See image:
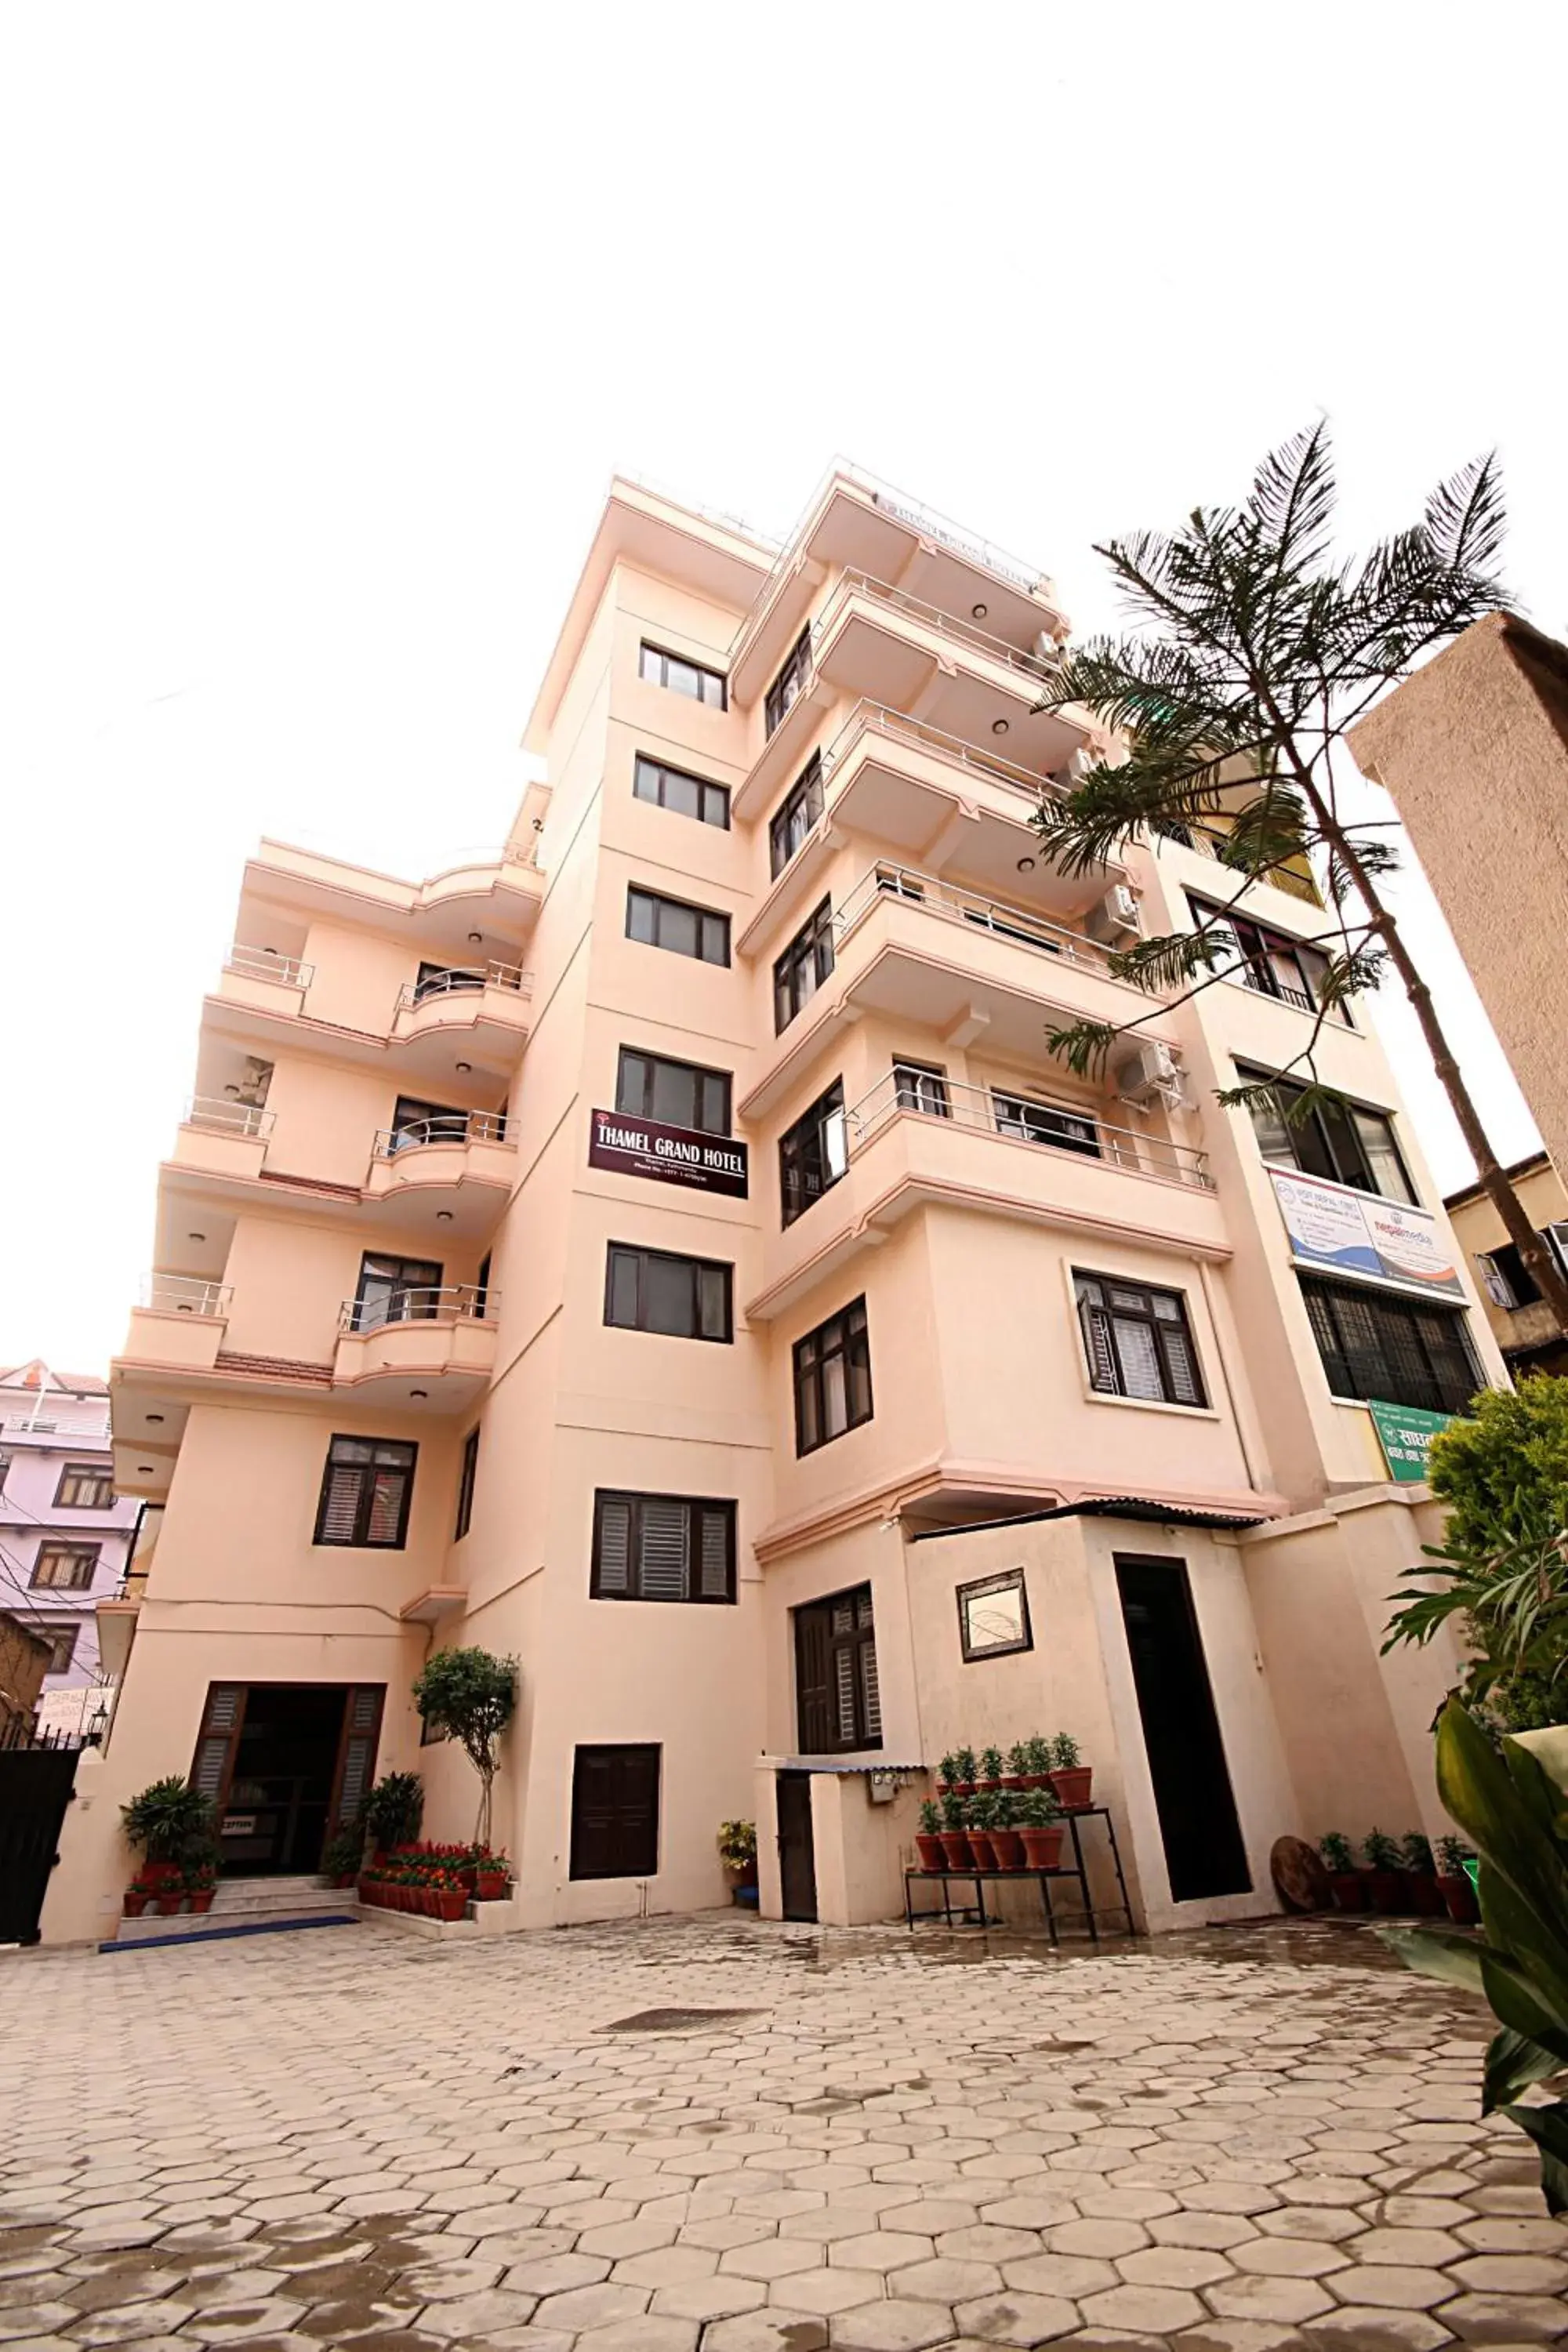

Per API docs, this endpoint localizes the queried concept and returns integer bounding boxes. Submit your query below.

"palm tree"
[1031,422,1568,1334]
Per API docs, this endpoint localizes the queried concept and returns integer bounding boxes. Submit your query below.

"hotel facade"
[46,472,1498,1943]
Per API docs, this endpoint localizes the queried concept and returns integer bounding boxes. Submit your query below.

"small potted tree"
[717,1820,757,1903]
[120,1778,217,1911]
[915,1801,946,1872]
[977,1746,1006,1794]
[1401,1831,1443,1916]
[989,1788,1025,1871]
[1018,1786,1065,1871]
[1363,1828,1406,1914]
[938,1790,973,1870]
[1318,1832,1364,1911]
[966,1791,999,1871]
[1047,1733,1093,1811]
[949,1746,978,1798]
[411,1649,517,1850]
[1436,1833,1479,1924]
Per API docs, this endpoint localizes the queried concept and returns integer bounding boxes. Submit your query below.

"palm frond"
[1105,927,1236,993]
[1247,420,1337,570]
[1042,1019,1121,1079]
[1427,452,1508,581]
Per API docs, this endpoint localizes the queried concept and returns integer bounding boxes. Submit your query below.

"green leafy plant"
[978,1746,1006,1785]
[951,1747,978,1786]
[411,1648,517,1846]
[1385,1696,1568,2209]
[938,1752,961,1788]
[364,1771,424,1851]
[1027,421,1566,1330]
[918,1798,942,1835]
[717,1820,757,1871]
[321,1818,367,1880]
[1006,1741,1033,1779]
[182,1857,217,1893]
[119,1778,217,1866]
[1363,1829,1403,1873]
[991,1788,1018,1828]
[966,1790,997,1831]
[1403,1832,1437,1875]
[1051,1732,1082,1769]
[1319,1831,1356,1875]
[940,1791,967,1831]
[1025,1735,1054,1774]
[1018,1787,1062,1827]
[1438,1834,1472,1875]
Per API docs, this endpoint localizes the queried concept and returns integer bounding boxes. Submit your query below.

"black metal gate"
[0,1735,83,1944]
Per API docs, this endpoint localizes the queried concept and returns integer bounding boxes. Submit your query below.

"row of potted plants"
[1319,1831,1479,1922]
[935,1737,1094,1811]
[357,1842,513,1918]
[915,1786,1067,1875]
[123,1858,217,1918]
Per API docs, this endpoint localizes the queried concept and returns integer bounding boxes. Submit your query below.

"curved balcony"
[389,960,533,1080]
[247,831,546,935]
[364,1112,515,1238]
[746,1075,1223,1322]
[333,1285,499,1409]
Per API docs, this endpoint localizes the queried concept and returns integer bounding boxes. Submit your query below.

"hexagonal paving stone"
[775,2268,885,2315]
[499,2249,612,2295]
[1232,2238,1352,2279]
[887,2255,1002,2302]
[722,2239,826,2281]
[827,2298,960,2351]
[829,2233,934,2274]
[570,2318,699,2351]
[610,2243,719,2288]
[702,2311,828,2352]
[950,2288,1080,2344]
[997,2253,1119,2299]
[1449,2252,1568,2294]
[1205,2274,1340,2324]
[651,2272,768,2321]
[532,2278,653,2330]
[1438,2288,1568,2339]
[1346,2227,1467,2267]
[1303,2309,1457,2351]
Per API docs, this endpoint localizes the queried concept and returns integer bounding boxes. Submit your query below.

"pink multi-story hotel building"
[47,472,1496,1942]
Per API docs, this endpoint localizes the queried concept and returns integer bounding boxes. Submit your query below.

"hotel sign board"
[588,1108,749,1198]
[1268,1167,1465,1300]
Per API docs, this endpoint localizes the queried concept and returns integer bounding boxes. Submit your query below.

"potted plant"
[1363,1828,1406,1913]
[915,1801,946,1872]
[120,1777,217,1902]
[717,1820,757,1900]
[938,1791,973,1870]
[966,1791,1000,1871]
[412,1649,517,1849]
[321,1817,366,1889]
[936,1751,960,1796]
[1319,1831,1365,1911]
[1047,1733,1094,1811]
[1436,1833,1479,1924]
[363,1772,424,1860]
[1022,1736,1054,1790]
[1401,1831,1443,1916]
[1004,1743,1031,1791]
[122,1882,151,1918]
[978,1746,1006,1793]
[1018,1786,1065,1871]
[434,1870,467,1924]
[989,1788,1025,1871]
[949,1746,978,1798]
[185,1859,218,1915]
[474,1850,513,1901]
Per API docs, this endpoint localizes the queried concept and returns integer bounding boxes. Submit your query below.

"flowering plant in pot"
[1319,1831,1365,1911]
[1047,1732,1094,1810]
[1436,1832,1479,1924]
[1363,1828,1406,1913]
[1018,1786,1065,1871]
[915,1800,946,1872]
[473,1848,513,1900]
[938,1790,973,1870]
[949,1746,978,1798]
[966,1791,1000,1871]
[989,1788,1025,1871]
[120,1776,217,1895]
[717,1820,758,1895]
[1401,1831,1444,1916]
[122,1881,152,1918]
[978,1746,1007,1793]
[183,1856,219,1915]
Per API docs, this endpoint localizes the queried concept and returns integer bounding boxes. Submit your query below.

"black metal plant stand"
[903,1806,1135,1944]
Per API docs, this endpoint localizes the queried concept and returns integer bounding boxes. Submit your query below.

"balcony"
[332,1285,499,1409]
[246,825,546,936]
[97,1569,147,1678]
[389,960,533,1080]
[746,1076,1224,1322]
[364,1112,515,1237]
[218,944,314,1014]
[741,865,1176,1121]
[122,1276,233,1374]
[169,1097,276,1182]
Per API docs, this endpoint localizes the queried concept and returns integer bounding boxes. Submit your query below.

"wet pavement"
[3,1908,1566,2350]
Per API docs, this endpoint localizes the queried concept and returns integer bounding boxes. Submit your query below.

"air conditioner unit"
[1087,885,1141,942]
[1114,1040,1189,1109]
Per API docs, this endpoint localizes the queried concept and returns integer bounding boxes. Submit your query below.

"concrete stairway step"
[212,1878,347,1917]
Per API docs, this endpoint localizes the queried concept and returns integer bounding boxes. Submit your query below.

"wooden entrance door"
[775,1770,817,1922]
[1115,1556,1250,1903]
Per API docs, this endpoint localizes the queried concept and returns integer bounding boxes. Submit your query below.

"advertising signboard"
[587,1109,749,1198]
[1268,1168,1465,1299]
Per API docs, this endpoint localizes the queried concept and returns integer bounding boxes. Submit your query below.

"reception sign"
[588,1108,749,1198]
[1368,1399,1455,1483]
[1269,1168,1465,1298]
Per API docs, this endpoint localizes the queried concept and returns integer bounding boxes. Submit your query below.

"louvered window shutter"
[365,1468,406,1544]
[334,1686,384,1825]
[637,1498,690,1600]
[318,1464,363,1543]
[698,1507,732,1599]
[1080,1301,1118,1392]
[859,1639,882,1743]
[595,1496,633,1594]
[794,1604,833,1752]
[191,1685,245,1802]
[833,1648,858,1744]
[1161,1324,1203,1406]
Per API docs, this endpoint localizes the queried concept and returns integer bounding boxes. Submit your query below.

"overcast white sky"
[2,4,1562,1373]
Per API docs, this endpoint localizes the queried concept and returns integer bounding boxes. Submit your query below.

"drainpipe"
[1197,1260,1268,1497]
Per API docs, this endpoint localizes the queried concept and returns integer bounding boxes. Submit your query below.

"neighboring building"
[1444,1152,1568,1378]
[1350,612,1568,1188]
[45,470,1503,1946]
[0,1612,53,1739]
[0,1362,136,1737]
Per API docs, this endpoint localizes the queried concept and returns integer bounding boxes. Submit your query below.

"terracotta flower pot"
[951,1781,975,1798]
[1366,1870,1405,1915]
[437,1889,466,1923]
[937,1831,973,1870]
[1019,1824,1065,1871]
[976,1778,1001,1794]
[1022,1773,1051,1791]
[155,1894,183,1917]
[1001,1776,1027,1791]
[123,1889,148,1917]
[967,1831,999,1871]
[913,1835,946,1872]
[189,1890,215,1915]
[990,1828,1025,1871]
[1048,1766,1094,1810]
[1439,1871,1480,1926]
[474,1872,510,1901]
[1329,1872,1367,1912]
[143,1860,181,1888]
[1406,1874,1444,1917]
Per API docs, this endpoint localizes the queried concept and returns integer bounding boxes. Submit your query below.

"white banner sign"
[1269,1168,1465,1298]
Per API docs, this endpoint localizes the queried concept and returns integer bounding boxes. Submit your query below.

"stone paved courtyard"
[3,1911,1566,2352]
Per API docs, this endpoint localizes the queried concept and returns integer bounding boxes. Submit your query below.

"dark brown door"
[1116,1555,1250,1902]
[569,1744,660,1879]
[190,1684,247,1810]
[775,1771,817,1922]
[327,1685,385,1832]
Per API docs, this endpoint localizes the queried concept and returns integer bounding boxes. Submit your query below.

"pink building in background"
[0,1362,137,1735]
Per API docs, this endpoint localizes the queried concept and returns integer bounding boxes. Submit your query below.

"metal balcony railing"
[339,1284,499,1335]
[820,700,1073,804]
[395,959,531,1014]
[815,571,1067,691]
[142,1276,234,1317]
[185,1096,276,1139]
[226,946,314,988]
[833,864,1118,971]
[372,1110,510,1158]
[844,1069,1212,1189]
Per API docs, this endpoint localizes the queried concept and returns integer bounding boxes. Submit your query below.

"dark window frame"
[590,1490,737,1605]
[1237,1063,1416,1205]
[1299,1274,1482,1416]
[632,752,731,829]
[769,753,825,878]
[1189,895,1353,1026]
[1073,1271,1208,1408]
[794,1583,881,1754]
[313,1435,419,1550]
[779,1079,848,1229]
[454,1427,479,1542]
[793,1297,873,1456]
[30,1541,102,1592]
[956,1568,1034,1664]
[604,1243,735,1343]
[42,1624,80,1675]
[53,1462,115,1511]
[350,1250,445,1333]
[892,1058,951,1117]
[615,1046,732,1138]
[626,884,731,967]
[764,626,812,737]
[992,1088,1101,1157]
[773,898,835,1033]
[638,641,727,708]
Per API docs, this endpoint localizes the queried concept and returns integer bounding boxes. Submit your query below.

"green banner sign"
[1367,1398,1454,1483]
